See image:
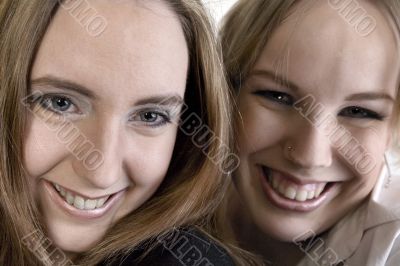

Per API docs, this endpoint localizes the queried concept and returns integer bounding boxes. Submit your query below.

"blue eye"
[33,94,78,115]
[338,106,384,120]
[253,90,294,106]
[140,111,158,122]
[131,110,171,128]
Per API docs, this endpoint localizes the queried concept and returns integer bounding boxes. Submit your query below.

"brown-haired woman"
[219,0,400,265]
[0,0,244,265]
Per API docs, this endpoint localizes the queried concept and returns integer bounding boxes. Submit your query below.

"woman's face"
[235,1,399,241]
[24,1,188,252]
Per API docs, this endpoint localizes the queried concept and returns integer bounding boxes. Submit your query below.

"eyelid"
[338,106,385,121]
[128,110,172,129]
[28,87,91,107]
[129,104,177,118]
[29,93,83,116]
[252,89,294,106]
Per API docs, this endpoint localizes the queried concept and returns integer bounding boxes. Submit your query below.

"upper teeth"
[265,169,326,202]
[53,183,109,210]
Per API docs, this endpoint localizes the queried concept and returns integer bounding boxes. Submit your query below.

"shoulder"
[113,227,236,266]
[343,219,400,265]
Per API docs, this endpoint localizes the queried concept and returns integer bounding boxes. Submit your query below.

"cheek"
[345,126,388,181]
[125,127,178,188]
[23,118,70,178]
[238,99,288,154]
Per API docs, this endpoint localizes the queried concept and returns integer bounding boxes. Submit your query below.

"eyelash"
[253,90,294,106]
[31,94,79,115]
[253,90,385,121]
[30,93,172,127]
[338,106,384,121]
[129,109,172,128]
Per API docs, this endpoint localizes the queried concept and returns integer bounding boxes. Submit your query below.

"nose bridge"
[287,119,333,168]
[71,117,123,189]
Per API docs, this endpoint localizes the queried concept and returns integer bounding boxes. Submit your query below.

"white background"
[201,0,238,24]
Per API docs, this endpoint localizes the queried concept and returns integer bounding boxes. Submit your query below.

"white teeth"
[278,183,286,195]
[52,182,110,210]
[96,197,107,208]
[73,196,85,210]
[84,199,97,210]
[284,186,296,200]
[315,184,325,197]
[307,190,315,199]
[295,190,308,202]
[266,173,328,202]
[66,192,75,205]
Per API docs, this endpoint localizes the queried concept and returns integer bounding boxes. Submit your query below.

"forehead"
[253,0,400,100]
[31,0,189,99]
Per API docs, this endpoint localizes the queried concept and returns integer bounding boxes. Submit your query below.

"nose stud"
[287,146,294,151]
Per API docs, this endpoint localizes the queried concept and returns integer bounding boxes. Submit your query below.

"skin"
[24,0,188,255]
[230,0,399,264]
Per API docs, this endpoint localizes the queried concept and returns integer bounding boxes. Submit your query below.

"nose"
[70,117,125,189]
[284,121,333,169]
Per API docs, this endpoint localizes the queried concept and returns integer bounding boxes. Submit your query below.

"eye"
[130,109,171,128]
[31,94,79,115]
[253,90,294,106]
[338,106,384,120]
[141,112,160,122]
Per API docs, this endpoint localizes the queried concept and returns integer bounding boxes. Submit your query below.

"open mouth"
[43,180,126,219]
[260,166,337,212]
[51,182,114,211]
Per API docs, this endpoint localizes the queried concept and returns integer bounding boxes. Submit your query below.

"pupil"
[143,112,157,121]
[54,98,70,111]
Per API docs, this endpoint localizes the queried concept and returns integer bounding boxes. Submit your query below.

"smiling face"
[234,1,399,241]
[23,0,188,253]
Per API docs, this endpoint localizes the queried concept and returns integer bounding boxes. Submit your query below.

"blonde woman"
[0,0,243,265]
[220,0,400,265]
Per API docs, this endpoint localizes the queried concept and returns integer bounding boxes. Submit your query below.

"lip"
[43,179,126,219]
[53,182,115,200]
[258,165,338,212]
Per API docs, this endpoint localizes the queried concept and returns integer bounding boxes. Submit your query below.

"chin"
[46,222,105,253]
[253,211,331,243]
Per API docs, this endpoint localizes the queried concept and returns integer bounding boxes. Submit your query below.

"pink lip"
[259,166,337,212]
[54,183,116,200]
[272,168,329,185]
[43,180,125,219]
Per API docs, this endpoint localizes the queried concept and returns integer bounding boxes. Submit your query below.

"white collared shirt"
[297,154,400,266]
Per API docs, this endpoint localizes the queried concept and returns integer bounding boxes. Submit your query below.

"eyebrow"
[249,69,395,103]
[345,92,395,102]
[248,69,301,92]
[31,76,96,99]
[30,75,184,106]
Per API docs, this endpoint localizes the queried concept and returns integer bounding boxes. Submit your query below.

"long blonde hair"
[217,0,400,264]
[0,0,236,265]
[220,0,400,158]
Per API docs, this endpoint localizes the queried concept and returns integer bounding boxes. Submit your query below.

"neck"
[227,190,305,265]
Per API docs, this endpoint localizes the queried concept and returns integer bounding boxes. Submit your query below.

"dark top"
[100,227,235,266]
